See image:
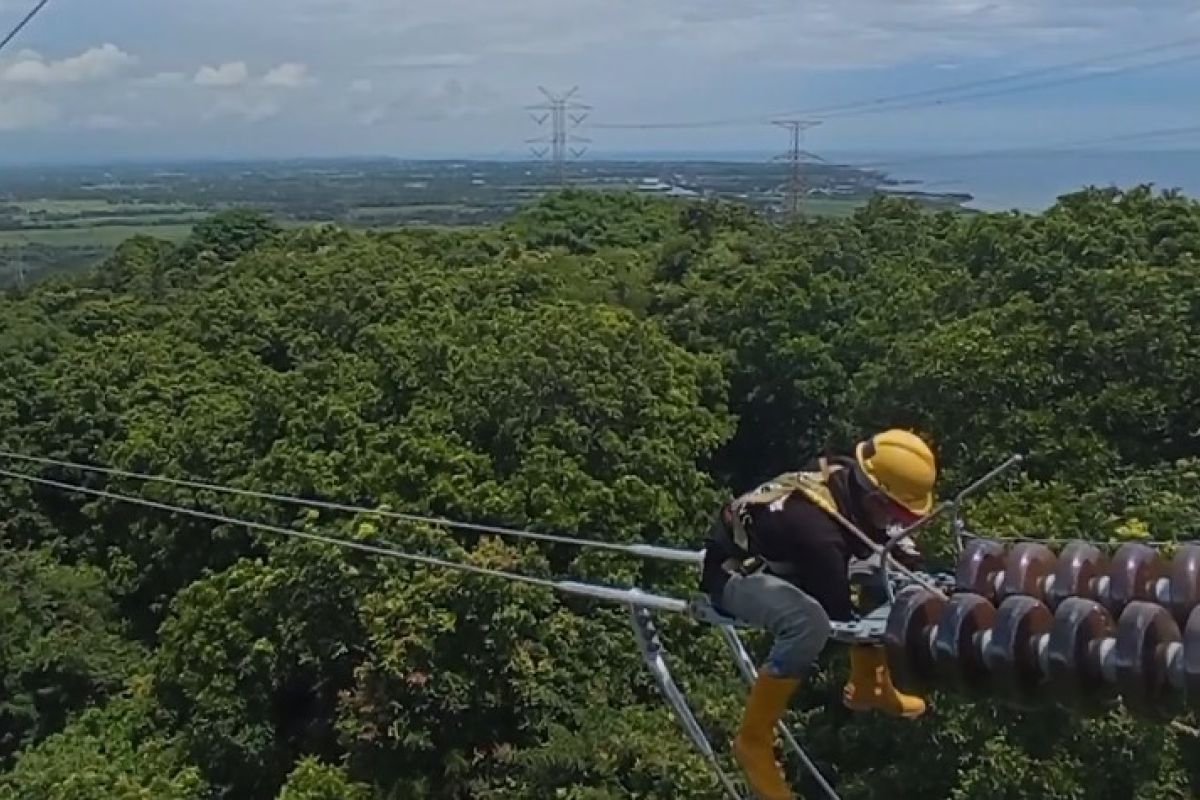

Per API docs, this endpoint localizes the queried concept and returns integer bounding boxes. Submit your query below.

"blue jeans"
[719,570,832,678]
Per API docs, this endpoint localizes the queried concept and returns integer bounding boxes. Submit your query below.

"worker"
[699,428,937,800]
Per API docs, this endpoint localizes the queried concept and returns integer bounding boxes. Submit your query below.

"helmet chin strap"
[852,459,922,527]
[846,464,893,527]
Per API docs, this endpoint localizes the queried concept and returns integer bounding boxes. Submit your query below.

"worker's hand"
[891,535,923,570]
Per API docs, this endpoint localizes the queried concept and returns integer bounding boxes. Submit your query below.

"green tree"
[0,681,206,800]
[0,546,143,764]
[2,186,1199,800]
[276,757,373,800]
[153,539,376,799]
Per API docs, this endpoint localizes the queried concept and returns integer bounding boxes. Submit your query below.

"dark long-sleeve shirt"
[700,458,882,623]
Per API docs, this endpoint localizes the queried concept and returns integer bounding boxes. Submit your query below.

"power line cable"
[591,34,1200,131]
[838,122,1200,171]
[771,35,1200,121]
[0,450,703,563]
[0,464,694,613]
[816,48,1200,122]
[0,0,50,57]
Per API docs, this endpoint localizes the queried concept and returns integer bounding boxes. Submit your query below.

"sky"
[1,0,1199,163]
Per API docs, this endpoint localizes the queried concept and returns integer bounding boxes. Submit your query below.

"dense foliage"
[1,184,1198,798]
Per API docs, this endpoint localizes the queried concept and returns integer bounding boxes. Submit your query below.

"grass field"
[27,213,211,227]
[0,223,197,248]
[1,196,206,262]
[12,199,200,215]
[0,176,970,290]
[802,197,868,218]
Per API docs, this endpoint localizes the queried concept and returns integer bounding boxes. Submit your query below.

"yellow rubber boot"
[731,672,799,800]
[842,645,926,718]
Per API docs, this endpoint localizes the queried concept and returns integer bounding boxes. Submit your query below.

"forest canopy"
[1,185,1198,799]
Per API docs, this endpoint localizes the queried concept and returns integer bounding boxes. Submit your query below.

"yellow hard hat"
[855,429,937,515]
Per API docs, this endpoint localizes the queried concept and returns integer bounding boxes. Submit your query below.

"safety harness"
[718,457,851,578]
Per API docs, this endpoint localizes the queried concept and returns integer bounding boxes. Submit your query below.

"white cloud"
[358,105,387,126]
[278,0,1198,68]
[0,43,136,84]
[205,95,282,122]
[0,96,59,130]
[139,71,188,87]
[375,53,478,69]
[195,62,249,87]
[352,77,502,125]
[82,113,132,130]
[4,0,1199,160]
[262,62,311,87]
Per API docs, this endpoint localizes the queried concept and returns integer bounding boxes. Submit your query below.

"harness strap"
[726,464,845,544]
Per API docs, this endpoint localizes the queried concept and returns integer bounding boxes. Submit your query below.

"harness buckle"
[722,556,763,576]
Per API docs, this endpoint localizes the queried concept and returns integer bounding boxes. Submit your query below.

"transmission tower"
[772,119,822,220]
[12,241,26,290]
[528,86,591,185]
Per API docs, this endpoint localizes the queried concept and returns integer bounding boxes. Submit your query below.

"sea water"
[866,150,1200,212]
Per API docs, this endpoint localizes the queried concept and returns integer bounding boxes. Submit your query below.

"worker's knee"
[722,574,832,677]
[778,594,832,648]
[719,572,835,677]
[765,596,831,677]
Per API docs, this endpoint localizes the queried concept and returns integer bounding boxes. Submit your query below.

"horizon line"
[2,146,1199,171]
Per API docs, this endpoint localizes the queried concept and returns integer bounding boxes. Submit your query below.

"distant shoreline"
[0,156,973,212]
[3,147,1198,171]
[4,152,1198,244]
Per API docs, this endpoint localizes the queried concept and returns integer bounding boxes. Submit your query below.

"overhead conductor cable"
[0,0,51,56]
[0,450,702,563]
[0,464,690,615]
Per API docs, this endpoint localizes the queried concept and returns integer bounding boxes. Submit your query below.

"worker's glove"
[890,534,923,570]
[879,523,922,570]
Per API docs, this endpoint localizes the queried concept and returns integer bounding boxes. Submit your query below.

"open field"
[1,195,211,286]
[0,223,197,248]
[0,158,972,286]
[10,199,198,215]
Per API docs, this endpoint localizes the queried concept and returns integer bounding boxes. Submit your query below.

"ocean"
[601,148,1200,213]
[837,149,1200,213]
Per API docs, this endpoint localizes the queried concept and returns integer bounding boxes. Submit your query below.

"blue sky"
[1,0,1199,163]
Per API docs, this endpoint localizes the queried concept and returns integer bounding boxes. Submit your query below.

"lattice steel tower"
[528,86,591,185]
[772,119,822,220]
